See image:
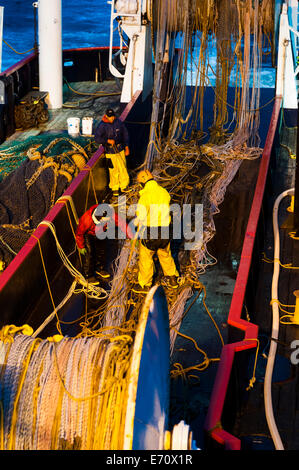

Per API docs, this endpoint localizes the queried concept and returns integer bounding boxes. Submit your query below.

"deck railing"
[204,96,283,450]
[0,87,143,330]
[0,47,119,143]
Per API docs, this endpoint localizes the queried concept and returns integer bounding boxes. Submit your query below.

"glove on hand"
[79,248,87,256]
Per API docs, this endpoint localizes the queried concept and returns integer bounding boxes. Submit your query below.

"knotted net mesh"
[0,135,96,268]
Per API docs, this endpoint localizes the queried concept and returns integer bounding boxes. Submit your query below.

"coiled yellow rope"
[0,327,133,450]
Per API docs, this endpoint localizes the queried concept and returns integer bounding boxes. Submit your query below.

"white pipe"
[38,0,63,109]
[264,188,294,450]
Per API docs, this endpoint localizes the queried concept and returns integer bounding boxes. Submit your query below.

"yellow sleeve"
[136,194,148,225]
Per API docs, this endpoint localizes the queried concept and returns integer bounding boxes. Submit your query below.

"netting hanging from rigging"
[104,0,273,347]
[146,0,274,168]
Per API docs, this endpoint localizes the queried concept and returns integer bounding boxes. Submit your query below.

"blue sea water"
[0,0,275,87]
[0,0,111,71]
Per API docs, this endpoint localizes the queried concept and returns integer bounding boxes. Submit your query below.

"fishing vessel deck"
[0,27,296,447]
[230,124,299,450]
[2,79,122,144]
[169,154,262,447]
[0,62,282,449]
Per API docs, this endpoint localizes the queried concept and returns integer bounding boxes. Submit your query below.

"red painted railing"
[0,47,119,77]
[204,96,282,450]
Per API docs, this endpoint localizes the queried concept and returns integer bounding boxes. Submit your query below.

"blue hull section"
[132,286,170,450]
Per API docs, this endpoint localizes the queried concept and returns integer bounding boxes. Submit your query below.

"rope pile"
[0,326,132,450]
[14,96,49,130]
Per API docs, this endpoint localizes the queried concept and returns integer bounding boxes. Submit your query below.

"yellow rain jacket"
[136,180,171,228]
[135,179,178,287]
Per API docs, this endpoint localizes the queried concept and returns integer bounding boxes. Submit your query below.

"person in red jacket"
[75,203,133,284]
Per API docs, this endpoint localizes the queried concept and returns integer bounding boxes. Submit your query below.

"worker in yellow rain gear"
[94,108,130,197]
[132,170,179,294]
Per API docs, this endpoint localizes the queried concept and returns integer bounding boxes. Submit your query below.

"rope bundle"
[0,328,133,450]
[14,98,49,130]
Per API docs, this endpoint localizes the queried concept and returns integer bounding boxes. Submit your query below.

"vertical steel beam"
[38,0,63,109]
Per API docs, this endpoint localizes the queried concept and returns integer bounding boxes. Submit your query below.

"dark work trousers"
[137,225,179,287]
[140,225,173,251]
[82,234,107,278]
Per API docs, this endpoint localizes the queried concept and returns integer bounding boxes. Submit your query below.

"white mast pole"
[38,0,63,109]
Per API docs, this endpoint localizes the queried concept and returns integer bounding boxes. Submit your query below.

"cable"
[3,39,34,55]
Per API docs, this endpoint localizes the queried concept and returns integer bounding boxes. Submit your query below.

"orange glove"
[125,146,130,157]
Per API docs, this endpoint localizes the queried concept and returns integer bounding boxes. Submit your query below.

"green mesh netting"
[0,133,98,268]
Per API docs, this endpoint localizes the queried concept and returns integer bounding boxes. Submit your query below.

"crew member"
[94,108,130,196]
[132,170,179,293]
[75,203,133,284]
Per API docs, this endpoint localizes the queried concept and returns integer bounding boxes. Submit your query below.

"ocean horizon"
[0,0,275,88]
[0,0,111,71]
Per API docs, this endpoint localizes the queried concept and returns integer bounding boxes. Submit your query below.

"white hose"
[264,187,294,450]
